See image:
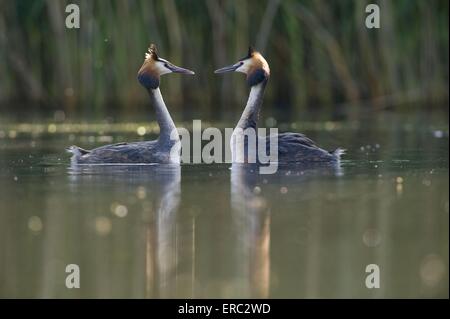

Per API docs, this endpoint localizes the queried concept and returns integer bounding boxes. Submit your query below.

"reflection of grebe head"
[137,44,195,89]
[214,46,270,87]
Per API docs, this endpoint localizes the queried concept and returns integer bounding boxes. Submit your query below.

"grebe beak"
[214,62,243,74]
[166,63,195,75]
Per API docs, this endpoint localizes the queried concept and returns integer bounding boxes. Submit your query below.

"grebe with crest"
[68,44,195,165]
[214,46,344,165]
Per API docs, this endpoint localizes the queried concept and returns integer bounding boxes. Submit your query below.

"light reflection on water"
[0,118,448,298]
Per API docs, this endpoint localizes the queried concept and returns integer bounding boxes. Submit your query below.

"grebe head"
[214,46,270,86]
[138,44,195,89]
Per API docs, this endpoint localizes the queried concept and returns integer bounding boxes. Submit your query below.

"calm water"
[0,112,448,298]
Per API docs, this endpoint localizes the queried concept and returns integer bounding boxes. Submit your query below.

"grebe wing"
[276,132,318,148]
[68,141,160,164]
[262,132,339,163]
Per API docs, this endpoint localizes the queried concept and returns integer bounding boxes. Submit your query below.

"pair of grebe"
[68,44,343,165]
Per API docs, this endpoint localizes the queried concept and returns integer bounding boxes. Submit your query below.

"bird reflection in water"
[230,164,272,298]
[230,162,343,298]
[65,162,342,298]
[68,164,189,298]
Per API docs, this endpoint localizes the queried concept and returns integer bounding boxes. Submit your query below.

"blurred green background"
[0,0,448,122]
[0,1,448,299]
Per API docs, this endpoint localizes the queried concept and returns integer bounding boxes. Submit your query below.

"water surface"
[0,112,448,298]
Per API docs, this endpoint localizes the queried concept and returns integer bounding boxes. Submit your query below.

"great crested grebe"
[68,44,194,165]
[215,47,344,165]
